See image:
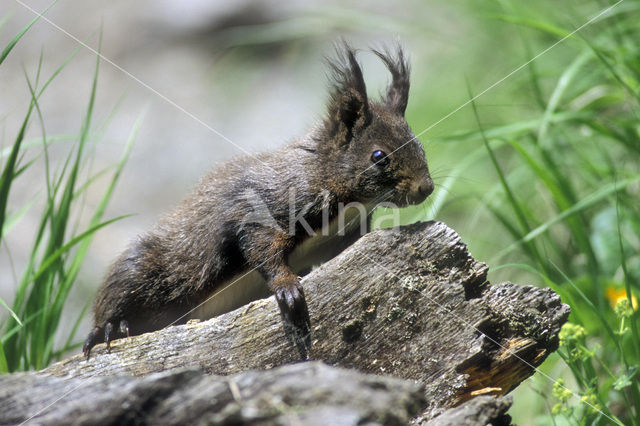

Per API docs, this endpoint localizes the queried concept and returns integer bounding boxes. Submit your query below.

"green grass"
[407,0,640,424]
[0,11,139,372]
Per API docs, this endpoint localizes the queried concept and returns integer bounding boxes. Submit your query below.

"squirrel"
[82,43,434,360]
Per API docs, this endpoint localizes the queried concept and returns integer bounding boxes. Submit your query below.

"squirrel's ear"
[324,44,371,146]
[373,44,410,116]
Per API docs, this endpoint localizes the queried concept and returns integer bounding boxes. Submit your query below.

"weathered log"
[424,395,512,426]
[0,362,426,425]
[19,221,567,422]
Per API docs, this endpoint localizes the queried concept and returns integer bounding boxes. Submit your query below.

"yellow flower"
[615,298,633,319]
[552,379,573,403]
[559,323,586,346]
[580,393,601,412]
[605,287,638,311]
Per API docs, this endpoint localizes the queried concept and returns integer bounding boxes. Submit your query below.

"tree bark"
[0,362,427,425]
[5,221,569,424]
[424,395,513,426]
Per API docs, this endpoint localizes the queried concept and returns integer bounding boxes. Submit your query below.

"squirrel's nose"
[418,177,434,198]
[408,176,434,205]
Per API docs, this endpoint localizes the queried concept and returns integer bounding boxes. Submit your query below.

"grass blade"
[0,99,33,242]
[0,341,7,373]
[28,214,132,286]
[0,297,22,326]
[495,176,639,260]
[0,0,58,65]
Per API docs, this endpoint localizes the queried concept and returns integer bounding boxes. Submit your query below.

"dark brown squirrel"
[82,43,434,360]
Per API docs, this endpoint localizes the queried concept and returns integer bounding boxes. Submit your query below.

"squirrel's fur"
[83,43,433,359]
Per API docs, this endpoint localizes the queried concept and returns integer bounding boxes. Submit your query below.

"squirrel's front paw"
[274,278,312,359]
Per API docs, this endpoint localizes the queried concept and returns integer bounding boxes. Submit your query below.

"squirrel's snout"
[408,176,434,205]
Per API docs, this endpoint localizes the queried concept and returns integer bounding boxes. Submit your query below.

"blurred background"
[2,0,639,424]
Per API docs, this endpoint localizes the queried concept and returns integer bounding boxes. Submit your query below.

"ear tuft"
[372,44,410,115]
[324,42,371,146]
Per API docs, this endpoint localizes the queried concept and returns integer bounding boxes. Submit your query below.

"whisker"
[335,188,396,236]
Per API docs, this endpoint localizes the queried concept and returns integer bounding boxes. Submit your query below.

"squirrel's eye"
[371,150,389,167]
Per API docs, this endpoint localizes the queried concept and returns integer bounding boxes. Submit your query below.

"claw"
[82,326,104,360]
[104,322,114,353]
[275,280,312,359]
[119,320,130,337]
[82,319,131,359]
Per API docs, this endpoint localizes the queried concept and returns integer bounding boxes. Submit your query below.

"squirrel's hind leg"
[82,326,104,359]
[83,319,131,359]
[119,320,130,337]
